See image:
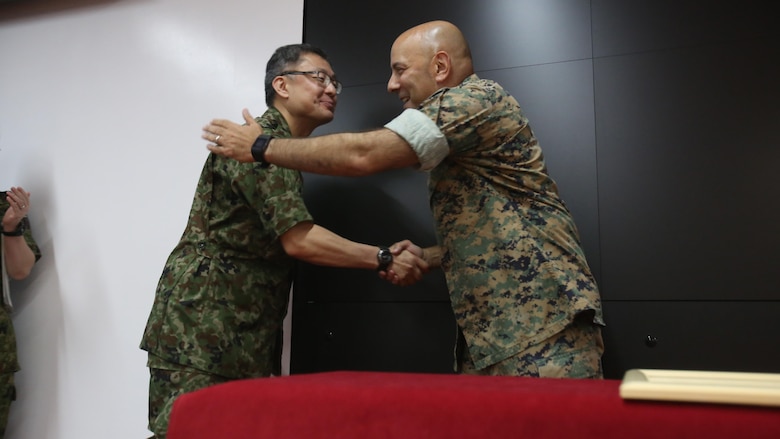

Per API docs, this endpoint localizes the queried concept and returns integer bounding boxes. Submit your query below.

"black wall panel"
[595,38,780,301]
[590,1,777,57]
[304,0,593,89]
[291,302,456,374]
[293,0,780,377]
[601,301,780,377]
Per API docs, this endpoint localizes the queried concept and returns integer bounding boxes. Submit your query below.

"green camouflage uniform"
[419,74,605,373]
[140,108,312,436]
[0,192,41,436]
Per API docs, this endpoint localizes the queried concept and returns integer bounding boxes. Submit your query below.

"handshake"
[378,240,441,287]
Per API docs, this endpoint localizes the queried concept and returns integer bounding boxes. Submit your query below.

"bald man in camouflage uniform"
[141,44,425,439]
[205,21,605,379]
[1,187,40,437]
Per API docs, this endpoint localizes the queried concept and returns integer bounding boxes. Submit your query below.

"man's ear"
[433,51,451,81]
[272,76,290,99]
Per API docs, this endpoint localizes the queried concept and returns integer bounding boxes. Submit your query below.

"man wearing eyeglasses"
[279,70,343,94]
[140,43,427,439]
[204,21,605,381]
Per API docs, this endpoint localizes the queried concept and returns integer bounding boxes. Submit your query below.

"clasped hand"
[379,240,428,287]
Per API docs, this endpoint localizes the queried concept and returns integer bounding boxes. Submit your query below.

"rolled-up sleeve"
[384,109,449,171]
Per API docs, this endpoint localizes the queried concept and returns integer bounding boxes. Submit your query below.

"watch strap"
[251,134,273,168]
[1,220,25,237]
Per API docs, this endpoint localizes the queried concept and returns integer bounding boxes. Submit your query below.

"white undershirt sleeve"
[384,109,449,171]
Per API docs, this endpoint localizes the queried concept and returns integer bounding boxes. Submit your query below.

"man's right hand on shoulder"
[203,108,262,163]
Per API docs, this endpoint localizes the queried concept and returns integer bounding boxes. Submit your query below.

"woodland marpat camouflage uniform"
[420,74,605,372]
[140,107,312,379]
[0,192,41,435]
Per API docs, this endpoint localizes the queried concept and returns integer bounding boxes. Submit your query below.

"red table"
[167,371,780,439]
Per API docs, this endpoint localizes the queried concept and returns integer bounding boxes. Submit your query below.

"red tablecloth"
[167,371,780,439]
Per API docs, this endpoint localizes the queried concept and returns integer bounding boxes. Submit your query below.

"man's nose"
[387,76,399,93]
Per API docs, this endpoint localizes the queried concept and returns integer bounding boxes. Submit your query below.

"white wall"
[0,0,302,437]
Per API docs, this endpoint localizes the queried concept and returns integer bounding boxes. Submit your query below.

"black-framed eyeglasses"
[280,70,343,94]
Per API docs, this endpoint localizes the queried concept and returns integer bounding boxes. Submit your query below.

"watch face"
[378,248,392,263]
[376,247,393,272]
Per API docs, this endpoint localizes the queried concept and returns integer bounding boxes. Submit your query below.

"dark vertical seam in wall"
[588,0,605,294]
[302,0,309,42]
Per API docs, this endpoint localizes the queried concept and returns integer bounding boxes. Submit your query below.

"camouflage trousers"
[458,314,605,378]
[0,373,14,438]
[147,356,230,439]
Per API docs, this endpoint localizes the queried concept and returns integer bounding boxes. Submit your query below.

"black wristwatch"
[376,246,393,272]
[251,134,273,168]
[1,220,25,237]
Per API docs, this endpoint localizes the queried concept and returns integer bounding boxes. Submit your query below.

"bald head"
[388,21,475,108]
[396,20,473,83]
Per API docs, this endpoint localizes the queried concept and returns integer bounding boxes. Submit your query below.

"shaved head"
[395,20,473,82]
[388,20,475,108]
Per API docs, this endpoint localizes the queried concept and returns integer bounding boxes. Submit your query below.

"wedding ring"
[20,205,26,209]
[215,135,221,143]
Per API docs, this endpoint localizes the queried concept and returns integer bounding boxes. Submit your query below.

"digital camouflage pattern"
[458,313,604,378]
[140,107,313,379]
[419,74,605,371]
[1,192,41,435]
